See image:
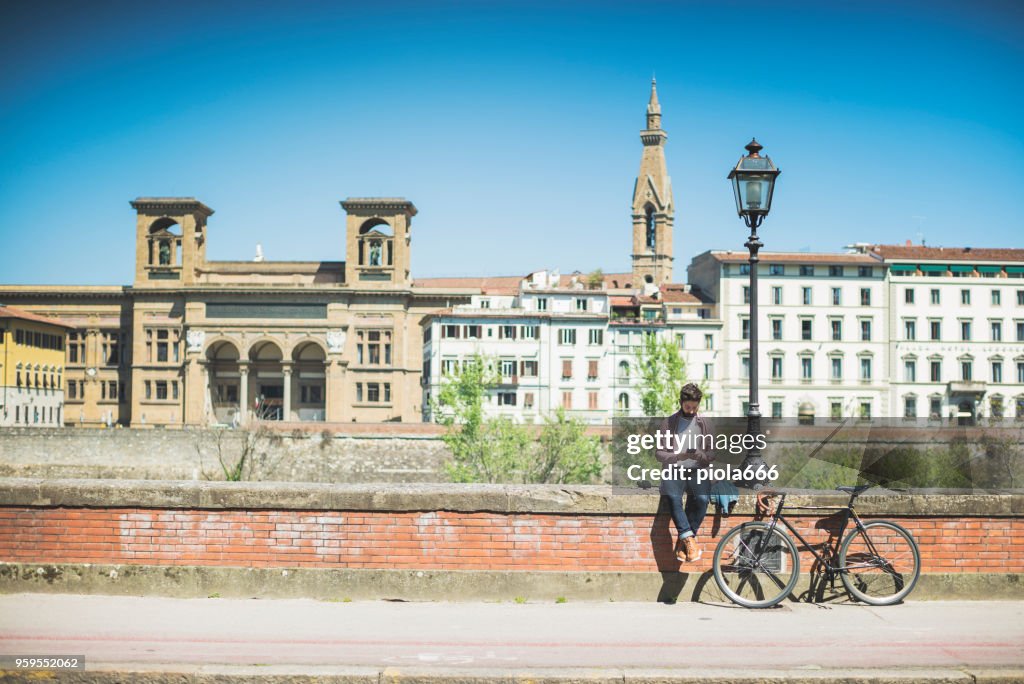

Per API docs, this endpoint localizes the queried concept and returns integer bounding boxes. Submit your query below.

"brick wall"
[2,505,1021,574]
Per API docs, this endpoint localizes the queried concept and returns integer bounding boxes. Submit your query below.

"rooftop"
[0,304,76,329]
[705,250,878,265]
[869,244,1024,263]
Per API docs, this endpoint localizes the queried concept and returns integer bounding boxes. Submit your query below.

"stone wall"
[0,427,453,483]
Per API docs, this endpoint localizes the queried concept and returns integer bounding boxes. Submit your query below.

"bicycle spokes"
[840,522,921,605]
[714,524,800,608]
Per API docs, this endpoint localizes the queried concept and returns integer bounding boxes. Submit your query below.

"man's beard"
[681,409,696,418]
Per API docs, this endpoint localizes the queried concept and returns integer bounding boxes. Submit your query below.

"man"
[655,383,713,563]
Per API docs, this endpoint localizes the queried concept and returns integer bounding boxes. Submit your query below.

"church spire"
[631,78,674,287]
[647,78,661,129]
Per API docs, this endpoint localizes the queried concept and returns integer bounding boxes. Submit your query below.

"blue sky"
[1,0,1022,285]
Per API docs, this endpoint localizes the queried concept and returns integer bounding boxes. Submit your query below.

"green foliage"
[632,333,705,416]
[585,268,604,290]
[432,354,604,484]
[530,407,604,484]
[431,353,499,433]
[771,435,1024,491]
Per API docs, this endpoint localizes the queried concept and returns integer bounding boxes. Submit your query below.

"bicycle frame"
[760,492,874,575]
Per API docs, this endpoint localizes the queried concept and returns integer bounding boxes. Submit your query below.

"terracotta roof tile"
[412,275,524,295]
[660,285,703,304]
[710,251,878,265]
[870,245,1024,263]
[0,305,76,329]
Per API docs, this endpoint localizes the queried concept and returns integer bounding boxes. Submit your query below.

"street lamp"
[728,139,780,489]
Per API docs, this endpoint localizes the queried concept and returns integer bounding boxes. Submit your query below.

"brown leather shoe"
[683,536,702,563]
[674,536,687,562]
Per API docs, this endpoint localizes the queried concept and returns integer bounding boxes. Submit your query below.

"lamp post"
[728,139,780,490]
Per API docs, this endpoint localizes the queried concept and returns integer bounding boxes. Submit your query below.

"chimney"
[905,239,912,247]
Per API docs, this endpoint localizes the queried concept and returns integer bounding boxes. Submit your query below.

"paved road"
[0,594,1022,674]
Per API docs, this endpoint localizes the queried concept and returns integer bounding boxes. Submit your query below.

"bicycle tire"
[839,520,921,606]
[712,521,800,609]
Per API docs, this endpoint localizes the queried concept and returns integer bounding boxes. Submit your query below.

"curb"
[1,664,1023,683]
[3,563,1023,603]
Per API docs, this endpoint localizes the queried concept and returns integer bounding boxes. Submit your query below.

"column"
[184,358,206,425]
[325,358,345,422]
[282,363,292,422]
[238,363,249,426]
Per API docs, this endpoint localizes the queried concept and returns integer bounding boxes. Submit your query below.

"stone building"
[0,198,473,427]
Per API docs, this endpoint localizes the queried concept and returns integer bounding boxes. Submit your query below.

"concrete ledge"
[2,563,1021,602]
[1,664,1021,683]
[1,478,1022,516]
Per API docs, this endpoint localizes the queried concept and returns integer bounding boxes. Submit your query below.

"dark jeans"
[660,474,711,539]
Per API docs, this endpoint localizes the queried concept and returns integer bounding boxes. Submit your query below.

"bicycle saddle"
[835,484,872,494]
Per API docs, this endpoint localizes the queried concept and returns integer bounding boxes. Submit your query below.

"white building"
[873,243,1024,421]
[420,271,721,424]
[688,250,890,421]
[418,84,1024,424]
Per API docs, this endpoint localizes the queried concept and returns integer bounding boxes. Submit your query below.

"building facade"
[2,81,1022,427]
[0,199,474,427]
[876,244,1024,422]
[688,250,891,421]
[0,305,74,427]
[420,270,720,425]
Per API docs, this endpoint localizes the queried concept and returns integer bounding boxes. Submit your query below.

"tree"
[586,268,605,290]
[431,354,605,484]
[530,407,604,484]
[632,332,704,415]
[431,353,516,483]
[194,400,285,481]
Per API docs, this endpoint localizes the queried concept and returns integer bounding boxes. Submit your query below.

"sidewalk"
[1,594,1022,682]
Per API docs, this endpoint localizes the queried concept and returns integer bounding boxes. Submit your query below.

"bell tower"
[131,197,213,287]
[341,198,417,288]
[631,79,674,287]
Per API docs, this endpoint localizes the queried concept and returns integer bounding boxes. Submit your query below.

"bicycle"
[711,484,921,608]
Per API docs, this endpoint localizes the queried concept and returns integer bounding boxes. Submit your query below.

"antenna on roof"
[912,216,926,246]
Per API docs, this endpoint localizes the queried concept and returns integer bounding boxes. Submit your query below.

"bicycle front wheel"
[713,521,800,608]
[839,520,921,605]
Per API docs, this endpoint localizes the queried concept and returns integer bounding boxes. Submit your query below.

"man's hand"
[694,451,714,468]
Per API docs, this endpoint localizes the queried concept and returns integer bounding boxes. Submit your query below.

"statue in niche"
[369,240,382,266]
[158,240,172,265]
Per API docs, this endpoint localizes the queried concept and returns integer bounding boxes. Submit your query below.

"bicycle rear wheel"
[839,520,921,605]
[713,521,800,608]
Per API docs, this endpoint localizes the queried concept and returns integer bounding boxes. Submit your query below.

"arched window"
[358,219,394,268]
[618,392,630,410]
[618,360,630,381]
[148,218,181,268]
